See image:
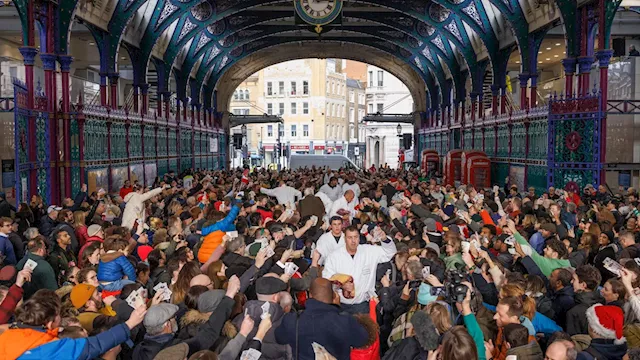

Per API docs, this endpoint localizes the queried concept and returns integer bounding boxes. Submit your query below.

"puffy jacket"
[39,215,57,238]
[197,231,224,264]
[97,251,136,283]
[0,322,131,360]
[201,205,240,236]
[75,225,89,249]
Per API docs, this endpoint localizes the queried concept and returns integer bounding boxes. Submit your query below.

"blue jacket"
[14,323,130,360]
[529,232,545,254]
[97,252,137,283]
[275,299,368,360]
[483,303,562,335]
[201,205,240,236]
[0,234,16,265]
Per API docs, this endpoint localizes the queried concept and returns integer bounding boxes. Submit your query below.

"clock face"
[295,0,343,25]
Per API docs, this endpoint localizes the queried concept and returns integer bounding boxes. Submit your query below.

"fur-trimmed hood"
[179,309,237,338]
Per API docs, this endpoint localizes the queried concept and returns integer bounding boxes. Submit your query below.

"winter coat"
[177,309,237,353]
[567,291,605,335]
[121,187,164,230]
[506,341,544,360]
[0,322,131,360]
[0,234,16,265]
[443,253,464,270]
[232,300,292,360]
[133,296,233,360]
[221,252,254,278]
[201,205,240,236]
[8,232,24,261]
[577,339,628,360]
[0,198,14,218]
[96,251,136,283]
[275,299,368,360]
[549,285,575,329]
[381,337,425,360]
[298,195,325,222]
[51,222,79,255]
[16,252,57,299]
[47,244,77,286]
[569,248,588,268]
[594,244,619,282]
[75,225,89,249]
[532,294,555,321]
[38,215,57,238]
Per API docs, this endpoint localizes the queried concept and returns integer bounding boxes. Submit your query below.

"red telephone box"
[421,149,439,175]
[460,150,487,177]
[444,150,464,186]
[462,153,491,189]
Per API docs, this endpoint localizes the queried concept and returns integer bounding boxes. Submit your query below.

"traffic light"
[233,134,243,149]
[259,147,265,158]
[403,133,413,149]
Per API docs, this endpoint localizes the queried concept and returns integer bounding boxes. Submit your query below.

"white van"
[289,154,359,170]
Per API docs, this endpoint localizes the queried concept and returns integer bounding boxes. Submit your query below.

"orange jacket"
[197,230,225,263]
[0,327,58,359]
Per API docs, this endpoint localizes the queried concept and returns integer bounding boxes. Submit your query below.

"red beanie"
[137,245,153,262]
[586,304,626,344]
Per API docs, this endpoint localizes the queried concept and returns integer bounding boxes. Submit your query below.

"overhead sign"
[210,137,219,153]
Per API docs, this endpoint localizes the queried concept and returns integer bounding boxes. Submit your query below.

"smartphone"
[408,280,422,290]
[430,286,446,297]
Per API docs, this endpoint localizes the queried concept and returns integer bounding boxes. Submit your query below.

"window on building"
[291,124,297,137]
[234,91,239,100]
[291,81,297,95]
[245,90,250,100]
[349,91,354,102]
[291,102,297,115]
[267,103,273,115]
[350,108,355,123]
[330,104,335,117]
[303,81,309,95]
[303,102,309,114]
[368,103,373,113]
[279,124,284,137]
[279,81,284,95]
[377,103,384,113]
[267,82,273,96]
[303,124,309,137]
[279,103,284,115]
[267,125,273,137]
[369,71,373,87]
[377,71,384,87]
[350,124,355,139]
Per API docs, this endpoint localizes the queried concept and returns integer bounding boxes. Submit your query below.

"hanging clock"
[294,0,343,33]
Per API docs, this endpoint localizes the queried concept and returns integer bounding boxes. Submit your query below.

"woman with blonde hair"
[73,211,89,248]
[171,262,202,304]
[424,302,452,335]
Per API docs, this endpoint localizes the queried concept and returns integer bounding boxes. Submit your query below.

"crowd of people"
[1,165,640,360]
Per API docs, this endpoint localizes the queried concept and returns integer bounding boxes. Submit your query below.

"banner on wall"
[210,137,219,153]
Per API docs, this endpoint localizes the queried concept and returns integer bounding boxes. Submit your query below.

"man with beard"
[48,230,77,286]
[71,284,118,333]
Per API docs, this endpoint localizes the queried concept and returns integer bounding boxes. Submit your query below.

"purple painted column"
[100,73,108,107]
[109,73,119,110]
[491,85,499,116]
[157,90,163,118]
[518,73,529,110]
[41,53,59,203]
[141,83,149,115]
[529,73,538,109]
[562,58,577,97]
[577,57,594,97]
[500,86,507,115]
[58,55,74,198]
[133,84,139,113]
[597,50,613,184]
[19,47,38,198]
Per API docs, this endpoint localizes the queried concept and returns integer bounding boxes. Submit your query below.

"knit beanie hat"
[586,304,626,344]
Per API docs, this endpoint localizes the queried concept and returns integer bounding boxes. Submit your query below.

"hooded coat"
[506,341,544,360]
[567,291,605,335]
[232,300,292,360]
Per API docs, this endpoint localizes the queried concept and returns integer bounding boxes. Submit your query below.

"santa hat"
[586,304,626,344]
[197,193,207,203]
[241,169,250,184]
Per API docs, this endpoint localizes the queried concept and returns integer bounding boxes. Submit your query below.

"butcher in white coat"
[328,190,357,222]
[319,177,342,202]
[260,180,302,207]
[315,216,346,266]
[323,226,397,314]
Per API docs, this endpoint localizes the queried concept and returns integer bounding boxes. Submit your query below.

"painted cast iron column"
[562,58,577,97]
[500,85,507,115]
[140,84,149,115]
[19,47,38,197]
[470,92,478,123]
[133,84,139,113]
[77,96,85,186]
[577,57,593,97]
[491,85,499,116]
[59,55,73,197]
[518,73,529,110]
[597,49,613,183]
[109,73,119,110]
[477,93,484,120]
[157,91,163,118]
[529,73,538,109]
[100,73,108,107]
[41,54,59,203]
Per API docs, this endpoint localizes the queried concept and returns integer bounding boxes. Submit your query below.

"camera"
[429,268,468,303]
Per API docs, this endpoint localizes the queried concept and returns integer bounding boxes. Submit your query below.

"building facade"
[229,59,350,168]
[363,66,415,169]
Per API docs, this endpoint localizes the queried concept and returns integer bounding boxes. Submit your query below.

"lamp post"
[397,123,403,168]
[241,124,247,166]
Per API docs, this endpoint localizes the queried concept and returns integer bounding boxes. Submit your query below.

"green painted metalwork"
[496,125,509,158]
[484,128,495,157]
[35,111,49,200]
[528,121,547,160]
[463,129,472,150]
[555,0,580,58]
[511,124,525,159]
[491,162,510,187]
[70,115,80,195]
[473,129,483,150]
[528,165,548,194]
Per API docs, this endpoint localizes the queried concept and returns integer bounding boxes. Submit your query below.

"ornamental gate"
[547,92,603,191]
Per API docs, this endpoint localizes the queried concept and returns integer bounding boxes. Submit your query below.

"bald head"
[310,278,335,304]
[190,274,213,289]
[545,341,577,360]
[344,190,355,203]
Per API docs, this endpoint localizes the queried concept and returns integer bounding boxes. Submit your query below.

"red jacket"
[75,225,89,248]
[119,186,133,199]
[0,284,24,324]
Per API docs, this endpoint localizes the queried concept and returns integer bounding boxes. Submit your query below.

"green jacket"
[514,232,571,277]
[464,313,487,360]
[443,253,465,270]
[16,252,58,299]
